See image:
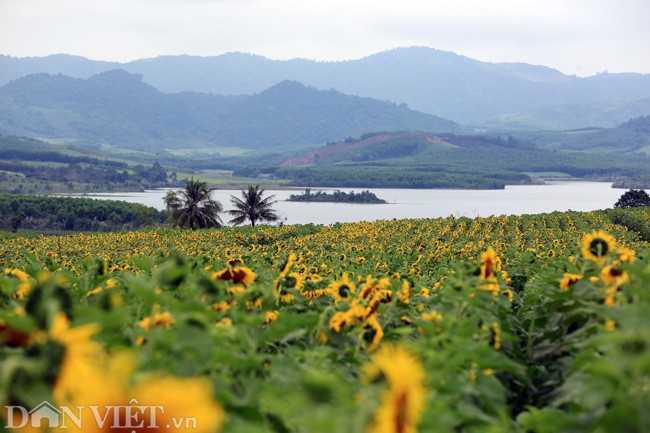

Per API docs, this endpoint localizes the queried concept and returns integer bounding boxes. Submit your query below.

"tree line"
[0,194,165,232]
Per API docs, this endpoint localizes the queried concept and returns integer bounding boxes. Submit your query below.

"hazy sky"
[1,0,649,76]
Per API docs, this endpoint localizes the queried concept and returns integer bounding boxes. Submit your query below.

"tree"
[164,179,223,229]
[614,189,650,208]
[227,185,280,227]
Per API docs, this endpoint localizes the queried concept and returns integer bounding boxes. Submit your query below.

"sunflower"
[362,315,384,352]
[49,313,106,404]
[139,311,176,331]
[329,311,351,332]
[265,310,280,326]
[617,247,636,263]
[491,322,501,350]
[285,272,305,291]
[581,231,616,264]
[479,248,500,280]
[559,273,583,291]
[211,266,257,286]
[397,280,412,304]
[278,253,297,276]
[227,257,244,267]
[328,273,357,302]
[600,265,628,287]
[129,375,224,433]
[362,344,425,433]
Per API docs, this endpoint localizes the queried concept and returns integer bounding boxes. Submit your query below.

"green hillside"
[514,115,650,152]
[272,131,650,189]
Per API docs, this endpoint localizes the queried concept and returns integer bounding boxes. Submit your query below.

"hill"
[513,115,650,153]
[2,48,650,126]
[483,96,650,130]
[272,131,650,189]
[0,71,458,150]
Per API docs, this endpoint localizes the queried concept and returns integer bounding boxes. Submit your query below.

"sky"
[1,0,649,77]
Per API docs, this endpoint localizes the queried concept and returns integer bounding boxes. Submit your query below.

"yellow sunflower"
[139,311,176,331]
[479,248,500,280]
[211,266,257,286]
[491,322,501,350]
[559,273,583,291]
[362,315,384,352]
[129,375,224,433]
[600,265,628,287]
[49,313,106,404]
[362,344,425,433]
[327,273,357,302]
[581,231,616,264]
[617,247,636,263]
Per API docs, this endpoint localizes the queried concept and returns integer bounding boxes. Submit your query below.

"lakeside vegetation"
[287,188,387,204]
[612,173,650,189]
[2,128,650,193]
[2,207,650,432]
[0,194,165,232]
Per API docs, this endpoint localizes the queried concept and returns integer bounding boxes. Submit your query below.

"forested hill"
[514,115,650,153]
[0,70,459,150]
[2,47,650,126]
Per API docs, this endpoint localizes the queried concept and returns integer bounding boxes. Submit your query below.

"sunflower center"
[338,285,350,297]
[394,390,408,433]
[609,267,624,277]
[589,239,609,257]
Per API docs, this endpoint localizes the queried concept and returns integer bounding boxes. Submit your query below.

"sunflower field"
[1,208,650,433]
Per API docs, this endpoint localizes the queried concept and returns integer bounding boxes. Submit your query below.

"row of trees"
[164,180,280,229]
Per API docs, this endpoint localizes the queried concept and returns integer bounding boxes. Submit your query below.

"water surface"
[79,182,626,226]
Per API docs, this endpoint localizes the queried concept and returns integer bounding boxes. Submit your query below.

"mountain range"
[2,47,650,128]
[0,70,458,150]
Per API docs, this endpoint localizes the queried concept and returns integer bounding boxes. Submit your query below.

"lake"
[78,181,628,226]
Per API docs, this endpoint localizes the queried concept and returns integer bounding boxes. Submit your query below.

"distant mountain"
[2,47,650,126]
[0,70,459,149]
[482,96,650,130]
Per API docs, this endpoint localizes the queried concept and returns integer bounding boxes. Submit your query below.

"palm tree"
[227,185,280,226]
[164,179,223,229]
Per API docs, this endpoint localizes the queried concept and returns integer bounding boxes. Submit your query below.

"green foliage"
[614,189,650,209]
[0,135,173,193]
[279,166,509,189]
[227,185,280,226]
[608,207,650,242]
[165,179,223,229]
[1,209,650,432]
[288,189,386,203]
[0,194,165,232]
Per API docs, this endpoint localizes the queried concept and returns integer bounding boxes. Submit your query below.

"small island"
[287,188,387,204]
